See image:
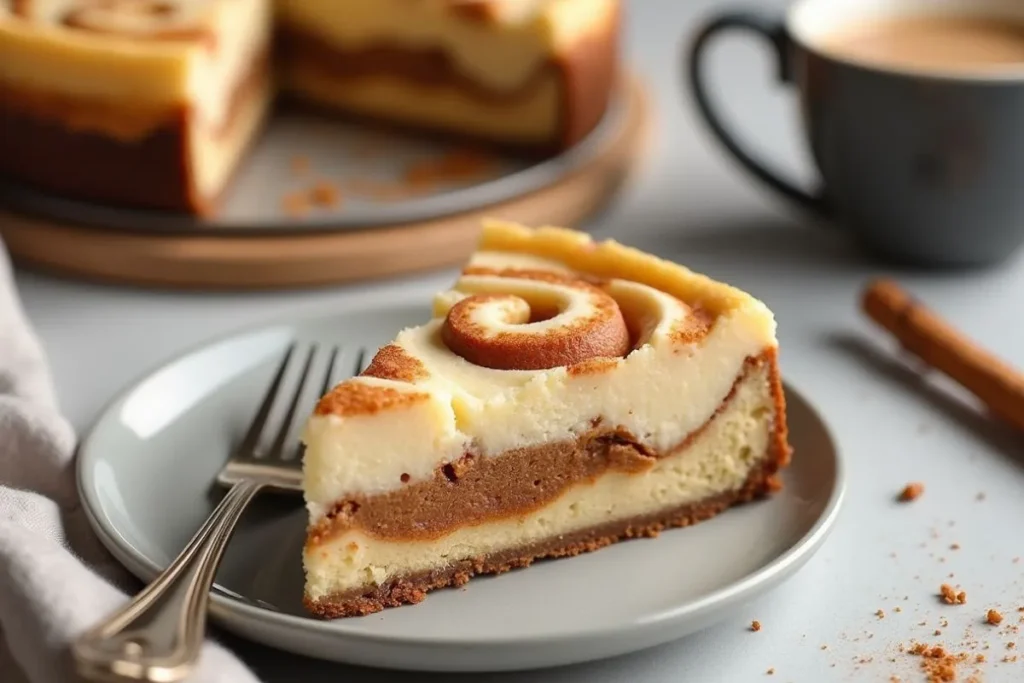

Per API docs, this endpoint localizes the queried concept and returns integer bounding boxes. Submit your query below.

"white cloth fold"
[0,242,260,682]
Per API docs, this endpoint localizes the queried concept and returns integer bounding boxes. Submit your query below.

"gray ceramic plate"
[0,91,623,235]
[77,297,845,672]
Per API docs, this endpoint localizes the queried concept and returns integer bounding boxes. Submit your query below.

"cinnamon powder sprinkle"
[987,609,1003,625]
[940,584,967,605]
[899,483,925,502]
[751,620,761,632]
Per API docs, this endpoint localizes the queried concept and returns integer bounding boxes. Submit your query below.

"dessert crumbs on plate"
[751,620,761,632]
[765,667,774,675]
[309,181,342,208]
[899,483,925,502]
[950,544,961,551]
[986,610,1003,625]
[877,610,886,619]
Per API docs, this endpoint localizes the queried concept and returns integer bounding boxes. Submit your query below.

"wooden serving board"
[0,75,649,290]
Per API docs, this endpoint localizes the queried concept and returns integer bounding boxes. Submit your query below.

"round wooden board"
[0,75,650,290]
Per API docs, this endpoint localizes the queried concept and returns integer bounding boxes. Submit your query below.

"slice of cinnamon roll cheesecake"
[301,220,792,618]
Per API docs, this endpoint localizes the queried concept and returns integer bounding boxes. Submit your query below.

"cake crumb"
[1007,641,1016,649]
[935,630,942,636]
[976,492,986,501]
[820,644,828,650]
[895,606,903,613]
[987,610,1003,625]
[899,483,925,502]
[765,667,774,675]
[950,544,961,551]
[940,584,967,605]
[309,181,342,208]
[751,620,761,632]
[976,654,986,662]
[877,609,886,619]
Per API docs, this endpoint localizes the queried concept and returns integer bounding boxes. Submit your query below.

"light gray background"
[13,0,1024,680]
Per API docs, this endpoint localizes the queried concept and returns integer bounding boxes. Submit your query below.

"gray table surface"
[13,0,1024,680]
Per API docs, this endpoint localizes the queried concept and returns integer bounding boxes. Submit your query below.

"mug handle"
[688,11,830,216]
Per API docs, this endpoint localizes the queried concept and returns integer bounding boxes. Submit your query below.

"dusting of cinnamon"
[899,483,924,502]
[402,148,497,189]
[362,344,428,383]
[314,380,428,417]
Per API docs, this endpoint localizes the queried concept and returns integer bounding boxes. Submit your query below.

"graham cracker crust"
[304,459,779,619]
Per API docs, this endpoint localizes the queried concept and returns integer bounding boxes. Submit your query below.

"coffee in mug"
[688,0,1024,268]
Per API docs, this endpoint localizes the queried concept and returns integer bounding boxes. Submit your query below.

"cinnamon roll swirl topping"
[440,270,630,371]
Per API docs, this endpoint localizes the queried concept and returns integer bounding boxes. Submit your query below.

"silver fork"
[72,342,360,682]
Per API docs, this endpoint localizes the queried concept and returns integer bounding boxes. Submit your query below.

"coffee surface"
[824,15,1024,71]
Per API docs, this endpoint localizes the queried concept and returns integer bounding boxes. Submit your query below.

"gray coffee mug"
[688,0,1024,268]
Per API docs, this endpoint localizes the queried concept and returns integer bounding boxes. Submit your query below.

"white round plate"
[77,298,845,673]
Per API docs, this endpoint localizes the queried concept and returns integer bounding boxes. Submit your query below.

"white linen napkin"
[0,242,261,682]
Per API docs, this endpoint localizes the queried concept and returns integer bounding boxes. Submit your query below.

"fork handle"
[72,480,264,682]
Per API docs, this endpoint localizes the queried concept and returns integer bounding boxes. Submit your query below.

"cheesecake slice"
[275,0,620,152]
[301,220,792,618]
[0,0,272,213]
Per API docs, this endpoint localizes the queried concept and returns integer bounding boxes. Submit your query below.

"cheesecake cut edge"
[302,352,790,618]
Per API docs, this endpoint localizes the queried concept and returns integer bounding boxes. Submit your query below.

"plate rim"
[76,299,847,651]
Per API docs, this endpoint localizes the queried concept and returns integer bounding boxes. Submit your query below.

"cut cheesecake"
[0,0,619,212]
[274,0,620,152]
[301,220,792,618]
[0,0,273,213]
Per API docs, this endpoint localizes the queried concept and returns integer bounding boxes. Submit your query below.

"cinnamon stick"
[861,278,1024,432]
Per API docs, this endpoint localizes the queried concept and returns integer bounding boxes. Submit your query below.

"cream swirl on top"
[303,222,779,517]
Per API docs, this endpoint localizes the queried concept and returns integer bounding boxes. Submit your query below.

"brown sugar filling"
[307,351,789,546]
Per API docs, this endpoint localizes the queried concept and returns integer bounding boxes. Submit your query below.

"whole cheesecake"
[301,220,792,618]
[0,0,620,213]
